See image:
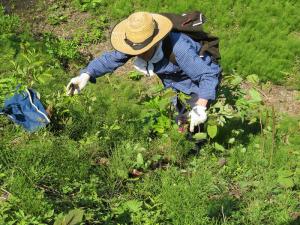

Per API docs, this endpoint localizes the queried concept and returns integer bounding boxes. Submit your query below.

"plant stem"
[269,106,276,167]
[259,109,265,158]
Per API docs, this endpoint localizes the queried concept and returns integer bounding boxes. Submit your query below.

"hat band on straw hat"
[124,20,159,50]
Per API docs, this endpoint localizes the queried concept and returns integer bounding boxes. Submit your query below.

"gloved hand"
[66,73,90,96]
[188,105,207,132]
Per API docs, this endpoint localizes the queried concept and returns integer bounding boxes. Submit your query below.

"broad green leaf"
[0,78,14,83]
[136,153,144,166]
[45,209,54,218]
[246,74,260,84]
[178,92,191,105]
[128,71,143,80]
[207,125,218,139]
[111,124,120,130]
[214,142,225,152]
[248,117,257,124]
[37,76,46,84]
[230,75,243,86]
[193,132,207,140]
[158,98,169,110]
[239,180,259,189]
[228,138,235,144]
[249,89,262,102]
[63,209,84,225]
[294,168,300,185]
[125,200,142,213]
[278,177,294,189]
[277,169,294,178]
[117,169,128,179]
[207,118,218,126]
[161,89,177,98]
[54,209,84,225]
[151,154,162,161]
[32,60,44,67]
[240,147,247,153]
[295,167,300,175]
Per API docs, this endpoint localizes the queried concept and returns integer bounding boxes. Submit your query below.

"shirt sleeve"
[80,50,132,83]
[172,34,221,100]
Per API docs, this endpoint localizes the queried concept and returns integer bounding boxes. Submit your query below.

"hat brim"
[110,13,173,55]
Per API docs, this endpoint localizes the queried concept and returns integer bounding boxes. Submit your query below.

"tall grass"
[1,2,300,224]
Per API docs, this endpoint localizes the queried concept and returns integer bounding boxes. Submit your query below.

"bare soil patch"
[241,82,300,117]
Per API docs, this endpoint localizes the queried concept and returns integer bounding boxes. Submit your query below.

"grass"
[0,2,300,225]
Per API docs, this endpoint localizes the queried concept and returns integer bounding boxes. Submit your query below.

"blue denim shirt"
[82,32,221,100]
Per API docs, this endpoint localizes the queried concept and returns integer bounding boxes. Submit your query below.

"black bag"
[160,11,221,64]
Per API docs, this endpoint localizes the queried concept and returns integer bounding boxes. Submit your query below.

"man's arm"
[81,50,133,82]
[67,50,132,95]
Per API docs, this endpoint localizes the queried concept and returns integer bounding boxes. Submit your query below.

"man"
[67,12,221,132]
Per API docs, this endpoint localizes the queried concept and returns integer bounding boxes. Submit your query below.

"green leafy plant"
[128,71,143,81]
[44,33,80,62]
[141,88,176,135]
[54,209,84,225]
[74,0,105,11]
[1,2,300,225]
[47,3,69,25]
[192,74,264,152]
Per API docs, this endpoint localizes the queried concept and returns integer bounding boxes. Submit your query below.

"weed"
[1,2,300,225]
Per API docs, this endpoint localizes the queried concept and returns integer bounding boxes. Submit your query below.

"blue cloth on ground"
[0,88,50,132]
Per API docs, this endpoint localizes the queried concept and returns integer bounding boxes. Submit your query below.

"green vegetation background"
[0,0,300,224]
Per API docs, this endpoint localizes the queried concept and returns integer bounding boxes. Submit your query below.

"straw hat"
[110,12,173,55]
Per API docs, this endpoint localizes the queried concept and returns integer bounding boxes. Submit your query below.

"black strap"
[160,11,206,32]
[160,11,221,64]
[162,35,177,65]
[199,39,221,63]
[162,34,220,65]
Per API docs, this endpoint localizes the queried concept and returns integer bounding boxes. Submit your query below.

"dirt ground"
[241,83,300,117]
[4,0,300,117]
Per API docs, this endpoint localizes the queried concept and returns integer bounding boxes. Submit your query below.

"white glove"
[188,105,207,132]
[66,73,90,96]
